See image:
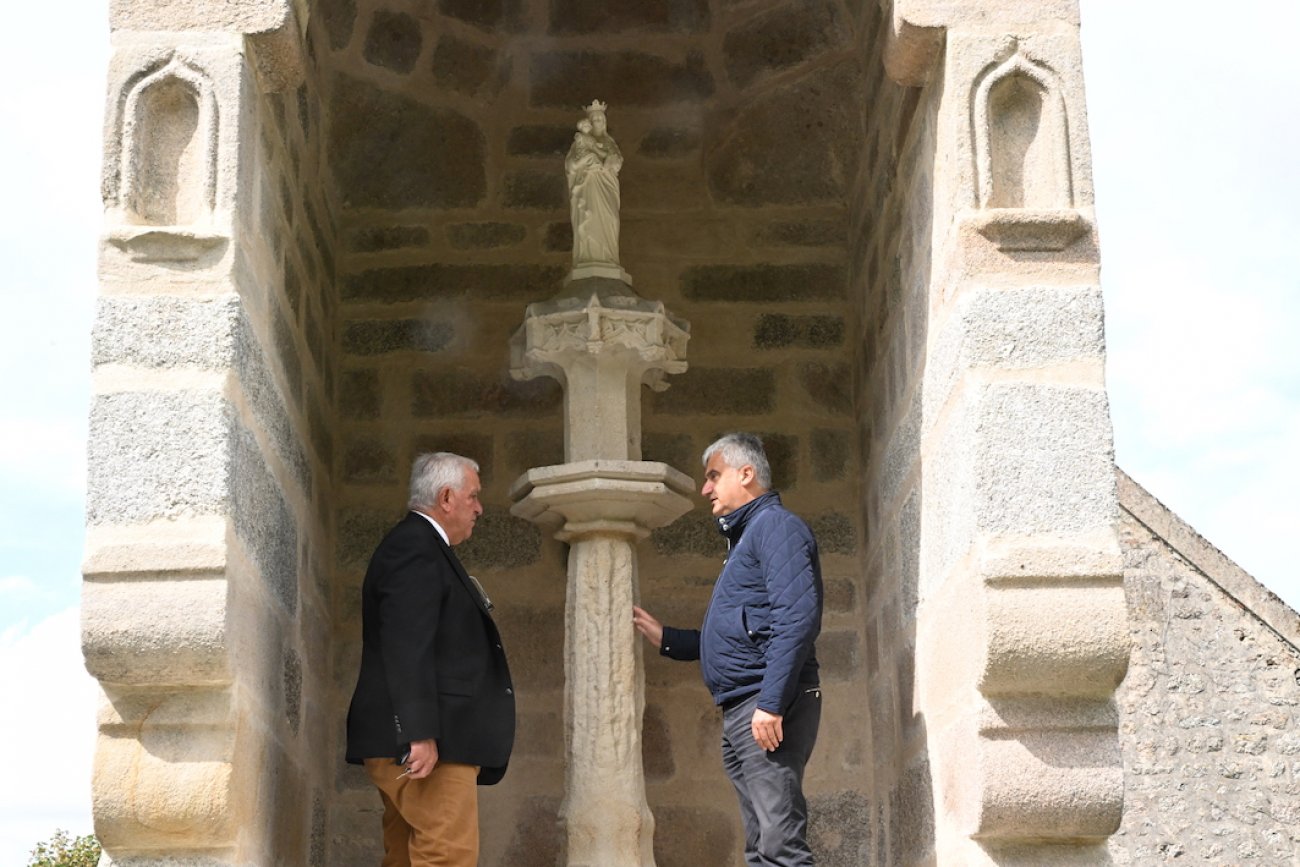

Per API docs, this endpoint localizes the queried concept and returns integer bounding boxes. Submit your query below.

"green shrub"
[27,829,101,867]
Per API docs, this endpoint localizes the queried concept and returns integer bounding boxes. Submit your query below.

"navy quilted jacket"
[660,491,822,714]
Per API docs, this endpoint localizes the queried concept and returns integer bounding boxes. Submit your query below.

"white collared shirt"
[411,510,450,546]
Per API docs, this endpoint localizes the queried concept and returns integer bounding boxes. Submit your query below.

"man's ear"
[437,485,454,512]
[739,464,756,486]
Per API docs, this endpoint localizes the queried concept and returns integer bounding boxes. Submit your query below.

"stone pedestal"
[510,278,691,866]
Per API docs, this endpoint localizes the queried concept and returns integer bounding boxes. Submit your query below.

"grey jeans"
[720,686,822,866]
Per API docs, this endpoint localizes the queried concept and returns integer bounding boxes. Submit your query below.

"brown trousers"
[364,758,480,867]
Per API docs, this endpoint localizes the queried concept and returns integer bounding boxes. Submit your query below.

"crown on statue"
[584,100,608,115]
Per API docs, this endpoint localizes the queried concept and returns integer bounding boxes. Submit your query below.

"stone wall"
[1112,471,1300,863]
[313,0,880,864]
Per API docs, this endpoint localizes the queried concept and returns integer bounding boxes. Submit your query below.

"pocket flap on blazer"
[439,675,474,696]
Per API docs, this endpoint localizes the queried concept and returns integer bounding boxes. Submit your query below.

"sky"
[0,1,1296,863]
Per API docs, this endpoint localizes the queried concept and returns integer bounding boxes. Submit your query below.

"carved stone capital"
[509,460,695,542]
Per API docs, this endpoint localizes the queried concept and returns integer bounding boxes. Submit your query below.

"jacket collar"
[716,490,780,543]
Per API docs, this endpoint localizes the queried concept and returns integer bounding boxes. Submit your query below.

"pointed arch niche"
[108,55,225,263]
[121,56,218,226]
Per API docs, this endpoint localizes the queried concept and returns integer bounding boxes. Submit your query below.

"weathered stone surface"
[642,703,675,781]
[329,76,485,209]
[504,428,565,473]
[811,428,850,481]
[754,314,845,349]
[549,0,709,34]
[753,220,845,247]
[512,710,562,757]
[283,647,302,735]
[651,805,737,866]
[642,432,695,474]
[824,576,855,613]
[651,367,774,415]
[801,362,852,414]
[338,507,397,570]
[530,51,713,107]
[439,0,523,31]
[412,369,562,418]
[363,10,422,74]
[492,606,564,689]
[344,264,567,303]
[232,424,298,614]
[342,318,455,355]
[502,796,564,867]
[446,222,526,250]
[810,512,855,555]
[723,0,848,90]
[638,126,700,158]
[340,369,381,420]
[681,263,845,302]
[809,790,871,867]
[87,391,230,524]
[505,169,567,209]
[455,511,543,569]
[342,435,397,484]
[707,58,860,205]
[760,432,797,491]
[432,34,501,96]
[507,125,575,157]
[347,225,429,253]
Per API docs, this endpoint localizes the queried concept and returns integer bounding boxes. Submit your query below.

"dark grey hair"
[408,452,479,511]
[702,433,771,490]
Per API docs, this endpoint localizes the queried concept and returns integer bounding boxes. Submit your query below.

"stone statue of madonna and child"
[565,100,627,282]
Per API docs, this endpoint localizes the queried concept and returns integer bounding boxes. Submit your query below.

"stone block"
[347,225,429,252]
[340,368,381,420]
[530,50,714,107]
[681,263,845,302]
[817,630,859,681]
[810,512,855,555]
[808,790,871,867]
[642,432,694,475]
[432,34,502,96]
[412,368,563,418]
[363,9,422,74]
[344,263,566,303]
[93,296,238,369]
[752,220,845,248]
[343,435,398,484]
[707,57,860,205]
[800,362,852,414]
[342,318,455,355]
[753,314,845,349]
[811,428,850,481]
[411,432,495,482]
[823,576,855,613]
[504,428,565,474]
[543,221,573,252]
[505,169,567,209]
[320,0,357,50]
[650,513,718,558]
[513,710,562,757]
[890,755,935,864]
[650,367,774,415]
[455,511,543,570]
[758,431,797,490]
[438,0,523,31]
[231,424,298,614]
[507,125,575,157]
[83,578,231,685]
[549,0,709,33]
[338,507,398,570]
[638,126,700,158]
[446,221,526,250]
[723,0,847,90]
[651,805,737,866]
[86,391,230,525]
[329,75,485,209]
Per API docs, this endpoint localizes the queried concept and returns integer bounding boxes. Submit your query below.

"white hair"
[408,452,479,510]
[702,433,771,490]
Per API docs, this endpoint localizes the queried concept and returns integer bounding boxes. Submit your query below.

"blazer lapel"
[420,517,494,616]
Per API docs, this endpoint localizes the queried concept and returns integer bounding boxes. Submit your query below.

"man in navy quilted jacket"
[634,432,823,866]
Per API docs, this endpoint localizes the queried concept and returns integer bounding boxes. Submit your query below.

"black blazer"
[345,512,515,785]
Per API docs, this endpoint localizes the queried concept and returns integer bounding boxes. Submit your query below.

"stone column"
[510,279,692,867]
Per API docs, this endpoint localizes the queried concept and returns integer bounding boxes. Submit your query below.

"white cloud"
[0,607,99,865]
[0,576,38,597]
